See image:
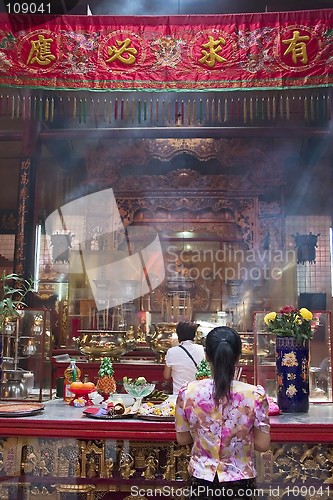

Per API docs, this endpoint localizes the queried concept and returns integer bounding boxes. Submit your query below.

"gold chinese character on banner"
[282,30,310,65]
[106,38,138,65]
[26,34,56,66]
[199,35,227,68]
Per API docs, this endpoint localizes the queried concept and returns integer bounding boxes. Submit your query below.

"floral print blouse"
[175,378,270,482]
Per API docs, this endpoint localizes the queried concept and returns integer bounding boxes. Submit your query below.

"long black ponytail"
[205,326,242,403]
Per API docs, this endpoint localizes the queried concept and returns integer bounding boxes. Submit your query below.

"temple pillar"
[13,90,41,279]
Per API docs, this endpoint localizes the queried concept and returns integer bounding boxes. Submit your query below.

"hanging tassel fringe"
[0,91,331,126]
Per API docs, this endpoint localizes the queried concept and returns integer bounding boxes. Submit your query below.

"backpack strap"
[178,344,198,368]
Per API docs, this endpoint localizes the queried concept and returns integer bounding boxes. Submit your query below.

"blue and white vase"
[275,336,310,413]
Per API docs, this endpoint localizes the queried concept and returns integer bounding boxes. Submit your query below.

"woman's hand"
[254,428,270,452]
[176,431,193,446]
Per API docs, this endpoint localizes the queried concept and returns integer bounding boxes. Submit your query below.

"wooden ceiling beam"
[38,127,332,140]
[0,127,331,141]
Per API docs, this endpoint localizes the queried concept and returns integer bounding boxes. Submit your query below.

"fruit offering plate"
[83,406,135,420]
[143,389,169,404]
[68,388,96,407]
[137,414,175,422]
[137,401,175,421]
[0,402,45,417]
[123,380,156,399]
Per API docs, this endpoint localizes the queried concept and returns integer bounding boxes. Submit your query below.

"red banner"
[0,10,332,91]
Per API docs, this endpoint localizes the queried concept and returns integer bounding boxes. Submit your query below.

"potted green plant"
[264,305,313,413]
[0,272,35,329]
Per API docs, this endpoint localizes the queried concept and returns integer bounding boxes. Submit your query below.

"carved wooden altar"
[0,400,332,500]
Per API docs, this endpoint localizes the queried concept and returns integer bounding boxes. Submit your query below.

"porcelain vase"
[275,336,310,413]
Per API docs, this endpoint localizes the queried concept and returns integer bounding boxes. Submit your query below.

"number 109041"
[5,3,52,14]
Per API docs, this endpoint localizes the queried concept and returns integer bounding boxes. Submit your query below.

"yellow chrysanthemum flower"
[264,305,313,340]
[264,311,277,325]
[299,308,313,321]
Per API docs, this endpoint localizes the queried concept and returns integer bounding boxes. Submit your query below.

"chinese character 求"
[199,35,227,68]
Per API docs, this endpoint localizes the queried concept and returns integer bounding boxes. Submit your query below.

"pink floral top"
[175,378,270,482]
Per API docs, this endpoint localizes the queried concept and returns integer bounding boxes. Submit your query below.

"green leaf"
[0,272,35,328]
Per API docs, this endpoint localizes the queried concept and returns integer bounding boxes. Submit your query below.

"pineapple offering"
[96,357,117,395]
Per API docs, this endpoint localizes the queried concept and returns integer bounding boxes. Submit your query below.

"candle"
[121,99,124,120]
[145,312,151,333]
[125,98,129,120]
[114,98,118,119]
[106,306,109,330]
[138,99,141,123]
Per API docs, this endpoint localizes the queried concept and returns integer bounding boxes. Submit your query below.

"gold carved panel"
[0,437,332,499]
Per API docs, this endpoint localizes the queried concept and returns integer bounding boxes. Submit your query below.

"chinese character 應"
[27,34,56,66]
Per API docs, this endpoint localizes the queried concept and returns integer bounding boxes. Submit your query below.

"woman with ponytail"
[175,326,270,499]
